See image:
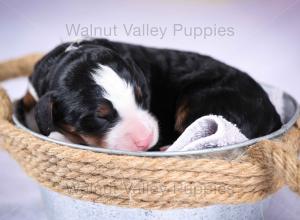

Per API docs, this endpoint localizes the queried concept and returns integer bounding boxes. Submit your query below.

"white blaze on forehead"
[92,64,137,116]
[92,64,159,150]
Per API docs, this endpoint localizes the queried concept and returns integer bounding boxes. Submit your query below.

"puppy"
[16,38,282,151]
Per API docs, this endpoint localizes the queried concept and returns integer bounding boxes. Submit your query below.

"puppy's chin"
[110,143,149,152]
[81,136,152,152]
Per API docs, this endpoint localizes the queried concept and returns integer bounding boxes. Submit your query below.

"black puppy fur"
[17,38,282,151]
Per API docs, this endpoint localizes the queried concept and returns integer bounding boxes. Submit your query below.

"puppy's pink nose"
[133,131,154,150]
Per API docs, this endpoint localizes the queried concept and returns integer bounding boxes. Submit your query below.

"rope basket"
[0,54,299,210]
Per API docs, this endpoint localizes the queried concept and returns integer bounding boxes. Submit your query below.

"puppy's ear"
[34,92,55,136]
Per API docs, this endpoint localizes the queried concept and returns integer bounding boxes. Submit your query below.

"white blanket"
[166,115,248,151]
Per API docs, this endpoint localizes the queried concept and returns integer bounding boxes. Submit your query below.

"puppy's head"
[32,45,159,152]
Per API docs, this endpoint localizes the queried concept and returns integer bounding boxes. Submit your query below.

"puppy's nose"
[133,131,154,150]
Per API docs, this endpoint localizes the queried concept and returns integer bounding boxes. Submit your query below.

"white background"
[0,0,299,219]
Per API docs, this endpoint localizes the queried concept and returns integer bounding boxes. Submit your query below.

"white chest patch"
[92,64,137,116]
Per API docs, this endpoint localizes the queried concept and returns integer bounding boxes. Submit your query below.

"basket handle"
[0,53,43,82]
[0,54,43,121]
[247,121,300,195]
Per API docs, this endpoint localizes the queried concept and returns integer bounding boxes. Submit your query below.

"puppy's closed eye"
[96,100,117,121]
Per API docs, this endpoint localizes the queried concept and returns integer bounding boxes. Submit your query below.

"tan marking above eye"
[97,103,112,118]
[134,86,143,100]
[175,100,189,133]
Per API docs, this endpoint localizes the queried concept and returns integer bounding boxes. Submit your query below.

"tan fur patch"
[59,123,107,148]
[80,135,108,148]
[23,91,36,112]
[58,124,84,144]
[97,103,112,118]
[175,101,189,133]
[135,86,143,100]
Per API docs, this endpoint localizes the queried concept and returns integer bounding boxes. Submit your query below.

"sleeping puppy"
[16,38,282,151]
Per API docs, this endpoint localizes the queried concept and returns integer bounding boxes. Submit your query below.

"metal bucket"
[40,188,269,220]
[13,85,300,220]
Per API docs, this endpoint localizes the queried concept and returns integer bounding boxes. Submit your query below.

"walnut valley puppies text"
[65,24,235,40]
